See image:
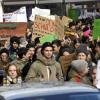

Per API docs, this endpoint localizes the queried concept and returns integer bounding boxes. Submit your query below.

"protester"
[12,47,31,71]
[90,66,97,87]
[0,13,99,88]
[76,47,88,61]
[22,43,36,81]
[9,36,20,60]
[34,37,41,48]
[19,37,28,48]
[68,60,91,85]
[25,42,64,82]
[3,63,22,85]
[52,39,62,61]
[25,28,32,44]
[0,48,11,70]
[59,46,74,57]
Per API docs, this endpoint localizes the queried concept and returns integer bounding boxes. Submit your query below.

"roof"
[2,0,99,5]
[0,82,99,100]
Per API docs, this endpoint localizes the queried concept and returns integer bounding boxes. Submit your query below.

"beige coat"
[25,53,64,82]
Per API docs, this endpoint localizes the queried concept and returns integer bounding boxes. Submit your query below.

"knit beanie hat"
[70,60,88,73]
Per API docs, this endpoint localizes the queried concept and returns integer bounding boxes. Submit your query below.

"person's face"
[78,21,82,26]
[92,68,97,80]
[43,47,53,59]
[53,44,60,54]
[12,42,18,49]
[77,52,87,60]
[8,65,18,79]
[64,38,71,46]
[71,25,76,30]
[28,47,35,56]
[95,46,100,53]
[24,50,31,60]
[63,51,70,56]
[75,43,80,49]
[1,53,8,62]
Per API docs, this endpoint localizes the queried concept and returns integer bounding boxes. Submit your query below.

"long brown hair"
[5,63,21,77]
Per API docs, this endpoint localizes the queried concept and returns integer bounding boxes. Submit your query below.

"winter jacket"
[25,53,64,82]
[3,76,22,86]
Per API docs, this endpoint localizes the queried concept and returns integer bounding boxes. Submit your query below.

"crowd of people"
[0,17,100,88]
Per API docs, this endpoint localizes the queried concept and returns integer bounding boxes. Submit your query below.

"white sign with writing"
[96,60,100,89]
[29,7,50,21]
[3,7,27,22]
[0,3,3,22]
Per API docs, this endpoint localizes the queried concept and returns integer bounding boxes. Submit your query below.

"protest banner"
[93,19,100,40]
[29,7,50,21]
[0,3,3,22]
[33,15,64,40]
[3,7,27,22]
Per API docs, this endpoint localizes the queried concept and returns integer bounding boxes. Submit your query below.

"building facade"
[1,0,100,20]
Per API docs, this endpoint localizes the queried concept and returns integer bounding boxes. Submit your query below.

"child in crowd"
[3,63,22,85]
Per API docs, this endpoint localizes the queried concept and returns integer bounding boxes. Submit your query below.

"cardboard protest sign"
[33,15,55,36]
[93,19,100,40]
[33,15,64,40]
[62,16,72,27]
[55,16,64,39]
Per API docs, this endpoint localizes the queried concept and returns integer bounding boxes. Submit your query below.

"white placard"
[3,6,27,22]
[29,7,50,21]
[96,60,100,89]
[0,2,3,22]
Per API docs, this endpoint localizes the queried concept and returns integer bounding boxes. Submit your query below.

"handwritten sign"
[3,7,27,22]
[33,15,64,39]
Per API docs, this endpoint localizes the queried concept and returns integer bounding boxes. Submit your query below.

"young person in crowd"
[9,36,20,60]
[52,39,62,61]
[90,66,97,87]
[12,47,31,71]
[25,42,64,82]
[3,63,22,85]
[22,43,36,81]
[0,48,11,70]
